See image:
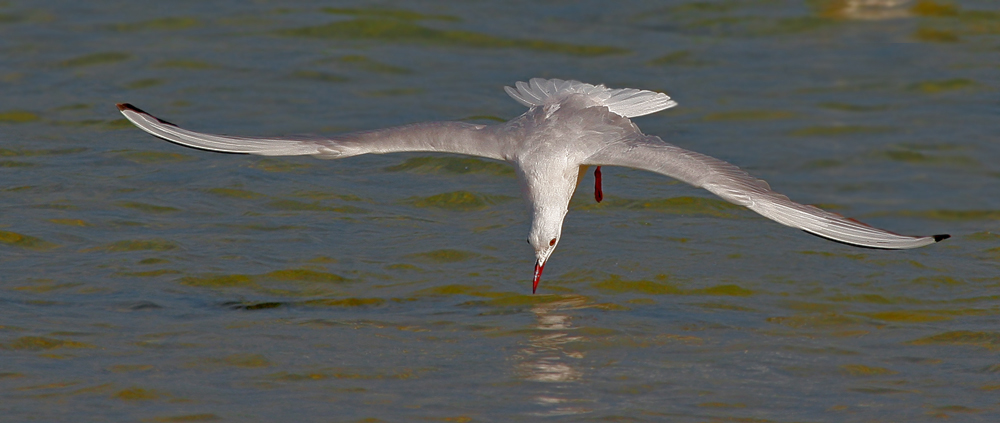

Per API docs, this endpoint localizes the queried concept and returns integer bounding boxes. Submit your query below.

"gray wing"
[115,103,503,160]
[584,133,948,249]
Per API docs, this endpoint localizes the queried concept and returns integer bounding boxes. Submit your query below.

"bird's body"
[117,78,948,293]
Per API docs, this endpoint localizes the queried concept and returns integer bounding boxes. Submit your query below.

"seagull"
[116,78,949,293]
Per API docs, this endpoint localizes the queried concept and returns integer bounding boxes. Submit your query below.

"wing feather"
[585,133,948,249]
[116,103,502,161]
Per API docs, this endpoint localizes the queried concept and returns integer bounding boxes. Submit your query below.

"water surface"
[2,1,999,421]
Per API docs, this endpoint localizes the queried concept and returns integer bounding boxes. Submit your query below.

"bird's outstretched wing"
[115,103,503,160]
[584,133,948,249]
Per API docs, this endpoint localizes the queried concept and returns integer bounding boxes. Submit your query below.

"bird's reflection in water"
[515,296,592,416]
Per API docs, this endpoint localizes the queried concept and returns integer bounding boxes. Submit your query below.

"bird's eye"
[549,238,557,246]
[526,238,530,244]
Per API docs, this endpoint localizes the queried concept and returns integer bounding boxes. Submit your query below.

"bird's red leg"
[594,166,603,203]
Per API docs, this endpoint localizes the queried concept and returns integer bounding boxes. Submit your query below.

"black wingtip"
[115,103,177,126]
[933,234,951,242]
[116,103,140,113]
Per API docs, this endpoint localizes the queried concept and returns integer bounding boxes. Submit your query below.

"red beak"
[532,260,545,294]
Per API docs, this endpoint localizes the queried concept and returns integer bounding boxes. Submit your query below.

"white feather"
[505,78,678,118]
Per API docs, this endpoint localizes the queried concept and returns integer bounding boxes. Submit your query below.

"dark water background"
[2,1,999,421]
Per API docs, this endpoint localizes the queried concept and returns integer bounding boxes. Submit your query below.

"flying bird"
[117,78,949,293]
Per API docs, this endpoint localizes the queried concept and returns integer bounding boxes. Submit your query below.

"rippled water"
[2,1,1000,421]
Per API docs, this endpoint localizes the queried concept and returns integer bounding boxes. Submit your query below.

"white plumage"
[504,78,677,118]
[117,78,948,293]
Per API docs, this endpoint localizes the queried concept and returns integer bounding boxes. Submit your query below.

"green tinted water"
[1,0,999,421]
